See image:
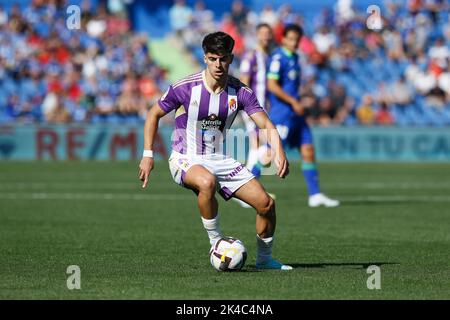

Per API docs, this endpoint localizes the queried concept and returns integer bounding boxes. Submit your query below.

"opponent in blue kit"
[267,24,339,207]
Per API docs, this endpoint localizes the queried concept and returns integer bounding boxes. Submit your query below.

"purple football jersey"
[158,71,265,155]
[239,49,268,109]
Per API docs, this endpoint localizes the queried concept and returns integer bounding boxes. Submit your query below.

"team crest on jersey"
[228,98,237,112]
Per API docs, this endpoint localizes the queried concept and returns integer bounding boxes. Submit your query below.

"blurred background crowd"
[0,0,449,126]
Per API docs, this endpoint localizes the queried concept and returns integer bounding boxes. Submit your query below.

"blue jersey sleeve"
[267,53,283,81]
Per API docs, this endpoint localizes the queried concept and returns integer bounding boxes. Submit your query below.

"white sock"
[201,215,222,246]
[256,234,273,264]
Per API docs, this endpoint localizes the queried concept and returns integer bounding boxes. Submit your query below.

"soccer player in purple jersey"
[239,23,274,178]
[139,32,292,270]
[234,23,275,209]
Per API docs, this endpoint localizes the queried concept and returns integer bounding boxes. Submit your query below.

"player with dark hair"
[235,23,274,208]
[139,31,292,270]
[267,24,339,207]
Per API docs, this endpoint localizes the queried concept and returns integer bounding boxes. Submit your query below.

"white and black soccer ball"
[209,237,247,271]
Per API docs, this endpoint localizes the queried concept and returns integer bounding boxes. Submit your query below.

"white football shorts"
[168,151,255,200]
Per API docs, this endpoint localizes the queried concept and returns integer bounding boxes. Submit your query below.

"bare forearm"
[249,111,289,177]
[258,116,283,152]
[143,108,161,150]
[267,80,295,106]
[267,121,283,153]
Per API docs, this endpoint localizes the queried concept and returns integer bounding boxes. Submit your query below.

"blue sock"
[302,162,320,195]
[251,162,262,179]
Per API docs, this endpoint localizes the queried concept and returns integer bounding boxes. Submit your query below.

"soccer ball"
[209,237,247,271]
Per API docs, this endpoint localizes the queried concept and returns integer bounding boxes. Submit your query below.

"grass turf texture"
[0,161,449,299]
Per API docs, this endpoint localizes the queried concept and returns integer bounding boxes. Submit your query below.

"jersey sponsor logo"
[288,70,297,80]
[191,100,199,107]
[200,113,223,130]
[228,98,237,112]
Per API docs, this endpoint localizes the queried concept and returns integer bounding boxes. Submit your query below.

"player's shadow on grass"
[246,262,398,271]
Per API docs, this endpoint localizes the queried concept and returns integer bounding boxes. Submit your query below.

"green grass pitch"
[0,161,449,299]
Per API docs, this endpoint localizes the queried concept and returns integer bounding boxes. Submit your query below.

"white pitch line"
[326,195,450,202]
[1,181,450,191]
[263,182,450,190]
[0,192,192,201]
[0,182,171,190]
[0,193,448,202]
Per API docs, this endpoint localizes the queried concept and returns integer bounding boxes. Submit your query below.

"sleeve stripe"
[267,73,280,80]
[157,102,171,113]
[246,109,266,116]
[242,86,253,94]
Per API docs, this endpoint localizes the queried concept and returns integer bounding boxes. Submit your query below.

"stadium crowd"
[0,0,167,124]
[172,0,450,126]
[1,0,449,126]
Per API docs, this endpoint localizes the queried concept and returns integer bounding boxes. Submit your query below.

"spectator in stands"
[356,95,376,125]
[260,4,278,27]
[334,0,355,26]
[0,5,7,26]
[221,13,245,57]
[375,102,395,125]
[383,28,405,61]
[390,76,414,107]
[312,26,336,58]
[328,82,354,125]
[317,96,335,126]
[230,0,248,34]
[44,93,71,124]
[424,0,446,25]
[1,0,449,126]
[169,0,193,46]
[428,37,450,70]
[425,86,447,109]
[191,1,215,44]
[438,64,450,101]
[444,13,450,44]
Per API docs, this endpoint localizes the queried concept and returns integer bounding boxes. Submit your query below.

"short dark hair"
[202,32,235,55]
[256,23,271,31]
[283,24,303,38]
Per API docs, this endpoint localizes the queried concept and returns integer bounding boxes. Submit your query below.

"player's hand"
[275,151,289,179]
[291,100,304,116]
[139,157,154,188]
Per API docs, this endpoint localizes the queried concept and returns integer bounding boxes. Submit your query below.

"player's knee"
[256,194,275,217]
[198,175,216,194]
